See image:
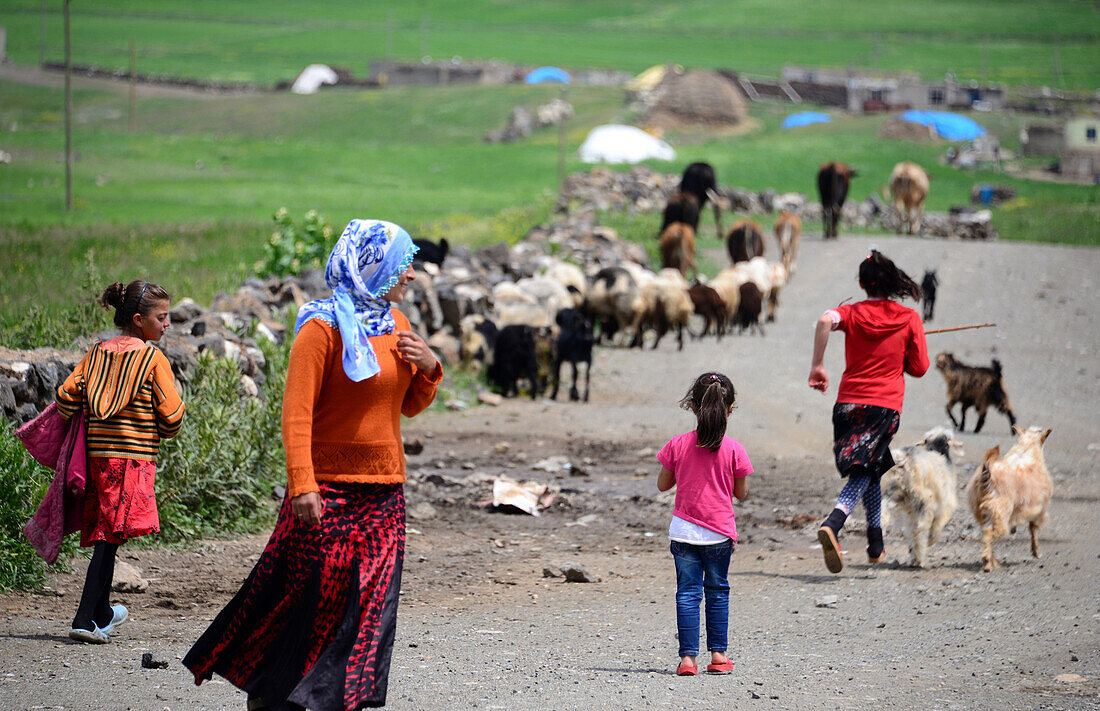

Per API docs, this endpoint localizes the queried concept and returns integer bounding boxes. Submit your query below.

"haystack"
[645,70,747,128]
[879,118,937,142]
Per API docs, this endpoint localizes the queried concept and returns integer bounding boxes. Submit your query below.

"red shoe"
[676,661,697,676]
[707,660,733,674]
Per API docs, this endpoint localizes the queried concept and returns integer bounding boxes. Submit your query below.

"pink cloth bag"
[16,402,87,563]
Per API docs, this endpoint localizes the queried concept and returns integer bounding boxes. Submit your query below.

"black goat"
[935,352,1017,434]
[550,308,594,402]
[921,270,939,322]
[660,192,701,233]
[488,325,540,399]
[412,237,449,266]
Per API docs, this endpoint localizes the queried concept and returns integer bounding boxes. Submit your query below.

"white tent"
[291,64,338,95]
[578,124,675,164]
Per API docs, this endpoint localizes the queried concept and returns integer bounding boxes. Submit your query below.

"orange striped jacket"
[56,343,185,461]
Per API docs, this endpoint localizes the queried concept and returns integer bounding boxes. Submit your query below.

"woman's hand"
[292,492,323,527]
[395,330,439,373]
[808,364,829,392]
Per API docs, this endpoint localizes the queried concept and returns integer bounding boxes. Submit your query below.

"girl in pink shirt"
[657,372,751,677]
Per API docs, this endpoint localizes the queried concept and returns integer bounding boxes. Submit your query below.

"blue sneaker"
[100,605,128,635]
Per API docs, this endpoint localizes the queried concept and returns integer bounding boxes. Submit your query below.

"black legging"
[72,542,118,630]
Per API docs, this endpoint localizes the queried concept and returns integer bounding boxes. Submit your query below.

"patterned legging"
[835,475,881,527]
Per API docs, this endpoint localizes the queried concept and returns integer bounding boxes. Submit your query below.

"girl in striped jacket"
[56,279,185,643]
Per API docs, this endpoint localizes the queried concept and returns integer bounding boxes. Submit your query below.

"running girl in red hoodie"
[808,250,928,573]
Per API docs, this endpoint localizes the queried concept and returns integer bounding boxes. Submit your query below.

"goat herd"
[414,160,1051,574]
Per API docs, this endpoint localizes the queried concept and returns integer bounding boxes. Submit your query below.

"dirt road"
[2,234,1097,710]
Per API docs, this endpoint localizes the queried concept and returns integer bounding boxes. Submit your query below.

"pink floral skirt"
[80,456,160,546]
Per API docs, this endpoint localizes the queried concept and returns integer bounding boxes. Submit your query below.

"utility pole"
[64,0,72,211]
[40,0,47,65]
[129,39,136,132]
[419,14,428,58]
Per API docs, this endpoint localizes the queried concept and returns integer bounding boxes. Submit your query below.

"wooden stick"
[925,322,996,335]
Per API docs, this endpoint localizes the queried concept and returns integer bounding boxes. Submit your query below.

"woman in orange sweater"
[56,279,185,644]
[185,219,441,710]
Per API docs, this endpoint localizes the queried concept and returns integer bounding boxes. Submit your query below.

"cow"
[890,161,930,235]
[816,161,857,239]
[659,222,696,277]
[726,220,765,264]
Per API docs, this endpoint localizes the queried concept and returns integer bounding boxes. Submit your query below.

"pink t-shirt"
[657,431,752,542]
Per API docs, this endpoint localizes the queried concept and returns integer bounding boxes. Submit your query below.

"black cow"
[816,162,857,239]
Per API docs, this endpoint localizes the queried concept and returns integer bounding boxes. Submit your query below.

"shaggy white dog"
[881,427,962,568]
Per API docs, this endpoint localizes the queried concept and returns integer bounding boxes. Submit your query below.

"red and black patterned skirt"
[832,403,901,479]
[184,482,405,710]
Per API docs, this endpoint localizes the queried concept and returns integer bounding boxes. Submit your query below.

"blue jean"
[670,539,732,656]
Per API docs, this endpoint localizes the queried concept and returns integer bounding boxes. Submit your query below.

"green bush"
[0,420,77,591]
[254,208,335,278]
[155,337,289,543]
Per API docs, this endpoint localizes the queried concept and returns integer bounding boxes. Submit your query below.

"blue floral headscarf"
[295,219,418,381]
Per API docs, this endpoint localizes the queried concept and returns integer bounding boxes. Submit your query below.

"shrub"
[155,338,289,543]
[0,420,77,590]
[254,207,335,278]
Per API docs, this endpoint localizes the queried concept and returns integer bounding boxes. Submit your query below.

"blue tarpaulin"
[781,111,831,129]
[524,66,571,84]
[902,111,986,141]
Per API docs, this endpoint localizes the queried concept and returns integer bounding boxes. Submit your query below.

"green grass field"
[1,1,1097,89]
[1,1,1098,346]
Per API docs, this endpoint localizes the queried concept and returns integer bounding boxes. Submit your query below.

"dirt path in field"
[2,233,1098,710]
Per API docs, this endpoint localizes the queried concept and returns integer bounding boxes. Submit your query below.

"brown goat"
[659,222,696,277]
[687,281,727,341]
[968,427,1052,572]
[935,352,1017,434]
[734,282,764,336]
[726,220,765,264]
[774,211,802,275]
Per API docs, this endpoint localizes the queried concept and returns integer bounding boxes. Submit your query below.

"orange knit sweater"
[282,310,443,498]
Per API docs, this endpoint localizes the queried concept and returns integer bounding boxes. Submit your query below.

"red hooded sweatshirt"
[826,299,929,412]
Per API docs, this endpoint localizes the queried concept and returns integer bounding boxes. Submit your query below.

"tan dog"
[967,426,1053,572]
[882,427,961,568]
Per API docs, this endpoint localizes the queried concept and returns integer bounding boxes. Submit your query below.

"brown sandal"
[818,526,844,573]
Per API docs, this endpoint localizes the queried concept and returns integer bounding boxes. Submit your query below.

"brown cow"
[659,222,696,277]
[890,161,930,235]
[816,161,857,239]
[726,220,764,264]
[773,211,802,275]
